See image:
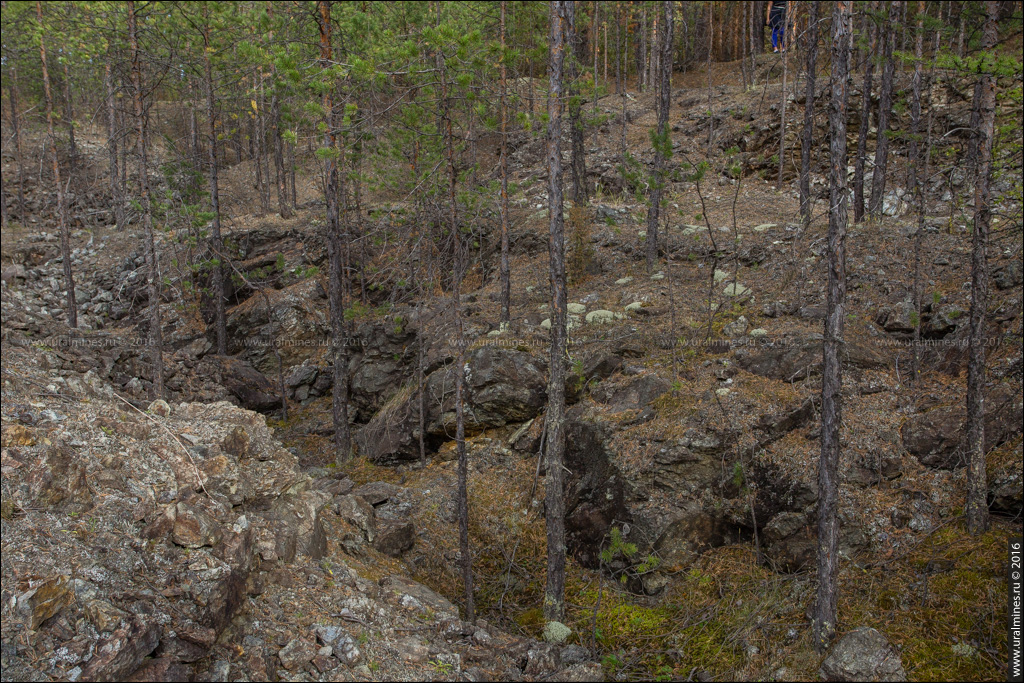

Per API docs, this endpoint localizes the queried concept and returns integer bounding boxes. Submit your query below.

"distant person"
[766,0,787,53]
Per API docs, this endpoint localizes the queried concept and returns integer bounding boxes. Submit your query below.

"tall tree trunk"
[272,100,291,219]
[618,2,627,171]
[868,1,899,217]
[799,1,819,222]
[775,1,792,189]
[318,1,352,464]
[965,1,998,536]
[908,0,924,382]
[8,64,27,222]
[645,1,673,274]
[289,141,297,207]
[853,2,877,224]
[593,0,600,114]
[637,4,646,92]
[104,62,126,233]
[37,1,77,329]
[568,2,587,206]
[189,81,201,189]
[813,0,851,653]
[604,7,608,84]
[739,0,749,89]
[266,1,291,220]
[128,0,164,398]
[434,0,475,621]
[253,74,270,216]
[499,1,511,327]
[61,57,78,180]
[544,0,569,625]
[705,1,714,150]
[203,12,227,356]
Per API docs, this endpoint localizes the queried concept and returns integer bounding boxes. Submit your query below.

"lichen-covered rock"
[820,627,906,681]
[278,637,317,671]
[542,621,571,644]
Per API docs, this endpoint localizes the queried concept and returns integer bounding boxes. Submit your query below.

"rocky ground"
[2,54,1022,681]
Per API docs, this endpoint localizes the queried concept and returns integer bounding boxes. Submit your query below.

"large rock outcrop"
[357,346,547,463]
[901,386,1022,469]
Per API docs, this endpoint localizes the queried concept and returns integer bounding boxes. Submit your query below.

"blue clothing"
[769,1,786,50]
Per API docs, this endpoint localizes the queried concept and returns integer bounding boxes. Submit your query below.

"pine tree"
[813,0,851,652]
[544,0,569,626]
[36,0,77,329]
[127,0,165,399]
[964,0,999,536]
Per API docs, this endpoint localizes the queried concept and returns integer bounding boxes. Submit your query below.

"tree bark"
[61,58,78,180]
[568,3,587,207]
[202,10,228,356]
[37,1,77,330]
[544,0,569,625]
[272,100,291,218]
[868,1,899,217]
[813,0,851,653]
[965,1,998,536]
[253,74,270,216]
[318,1,352,464]
[128,0,165,399]
[104,62,126,233]
[798,1,819,223]
[435,0,475,622]
[645,1,673,274]
[853,2,877,224]
[8,64,27,222]
[705,2,714,150]
[499,1,511,327]
[908,0,924,383]
[775,1,792,189]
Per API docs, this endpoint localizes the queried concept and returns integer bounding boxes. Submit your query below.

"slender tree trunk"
[38,1,77,329]
[593,0,600,114]
[8,65,27,222]
[128,0,164,398]
[104,62,126,233]
[618,2,627,170]
[436,12,476,622]
[189,81,201,185]
[868,1,899,217]
[637,4,646,92]
[61,58,78,180]
[799,1,819,222]
[544,0,569,625]
[266,1,290,220]
[739,1,749,89]
[499,1,511,327]
[568,3,587,206]
[649,12,658,89]
[853,2,877,224]
[775,1,792,189]
[289,141,297,207]
[965,1,998,536]
[645,1,673,274]
[272,100,291,218]
[908,0,924,382]
[254,74,270,216]
[318,1,352,464]
[813,0,851,653]
[706,2,714,150]
[203,14,227,356]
